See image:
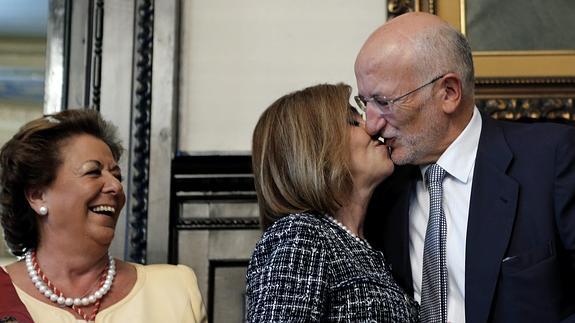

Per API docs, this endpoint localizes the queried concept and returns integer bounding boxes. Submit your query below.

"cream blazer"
[14,263,207,323]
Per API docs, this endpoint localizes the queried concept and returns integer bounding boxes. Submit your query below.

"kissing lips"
[384,137,395,156]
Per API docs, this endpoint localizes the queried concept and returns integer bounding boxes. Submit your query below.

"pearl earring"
[39,206,48,216]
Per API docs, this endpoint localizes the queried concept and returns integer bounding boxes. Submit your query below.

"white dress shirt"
[409,107,482,323]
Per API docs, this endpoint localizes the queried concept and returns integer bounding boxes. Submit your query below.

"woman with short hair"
[1,110,206,323]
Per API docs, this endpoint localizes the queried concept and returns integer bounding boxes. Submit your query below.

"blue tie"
[420,164,448,323]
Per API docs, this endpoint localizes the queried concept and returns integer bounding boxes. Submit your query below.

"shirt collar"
[420,107,482,183]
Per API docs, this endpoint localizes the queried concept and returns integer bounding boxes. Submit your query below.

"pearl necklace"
[25,250,116,320]
[326,215,371,248]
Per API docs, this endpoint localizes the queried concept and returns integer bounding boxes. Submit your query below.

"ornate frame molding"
[89,0,104,109]
[477,98,574,120]
[44,0,70,114]
[45,0,105,112]
[177,218,260,230]
[128,0,154,264]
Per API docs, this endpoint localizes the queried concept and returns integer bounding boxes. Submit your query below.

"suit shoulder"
[486,119,574,156]
[497,118,575,140]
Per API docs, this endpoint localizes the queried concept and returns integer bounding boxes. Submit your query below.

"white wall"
[179,0,387,153]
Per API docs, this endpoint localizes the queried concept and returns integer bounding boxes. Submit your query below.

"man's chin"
[389,149,412,166]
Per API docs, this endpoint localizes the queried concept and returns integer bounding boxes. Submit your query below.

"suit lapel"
[465,116,519,323]
[376,165,418,295]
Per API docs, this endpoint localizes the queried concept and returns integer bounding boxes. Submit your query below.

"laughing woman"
[0,110,206,323]
[246,83,419,322]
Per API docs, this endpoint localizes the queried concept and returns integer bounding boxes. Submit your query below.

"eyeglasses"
[354,74,445,116]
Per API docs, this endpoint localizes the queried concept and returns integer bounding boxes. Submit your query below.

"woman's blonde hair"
[252,83,354,229]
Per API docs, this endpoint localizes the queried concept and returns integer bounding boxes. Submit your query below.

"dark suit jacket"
[365,114,575,323]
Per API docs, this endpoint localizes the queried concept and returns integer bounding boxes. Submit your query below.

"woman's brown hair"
[0,109,123,256]
[252,83,355,229]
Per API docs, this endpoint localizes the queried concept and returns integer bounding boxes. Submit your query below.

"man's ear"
[25,187,46,214]
[440,73,462,114]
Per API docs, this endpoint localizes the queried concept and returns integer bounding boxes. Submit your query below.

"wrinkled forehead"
[355,44,420,96]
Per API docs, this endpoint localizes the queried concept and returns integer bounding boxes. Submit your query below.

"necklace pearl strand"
[25,250,115,318]
[326,215,371,248]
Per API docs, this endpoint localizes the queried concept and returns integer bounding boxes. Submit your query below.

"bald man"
[356,12,575,323]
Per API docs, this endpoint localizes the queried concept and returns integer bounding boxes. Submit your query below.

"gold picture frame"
[442,1,575,79]
[387,0,575,120]
[388,0,575,80]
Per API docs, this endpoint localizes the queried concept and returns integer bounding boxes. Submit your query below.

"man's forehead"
[358,35,414,71]
[357,62,423,99]
[356,70,396,97]
[357,49,415,80]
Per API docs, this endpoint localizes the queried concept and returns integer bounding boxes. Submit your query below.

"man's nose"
[365,104,387,136]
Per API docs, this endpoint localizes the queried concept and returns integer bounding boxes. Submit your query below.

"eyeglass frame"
[354,74,446,116]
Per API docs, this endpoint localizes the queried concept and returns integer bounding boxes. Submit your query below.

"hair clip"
[44,116,61,124]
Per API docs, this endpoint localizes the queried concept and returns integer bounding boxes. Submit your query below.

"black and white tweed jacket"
[246,213,419,322]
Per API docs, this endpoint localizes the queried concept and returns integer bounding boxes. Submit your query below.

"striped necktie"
[420,164,448,323]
